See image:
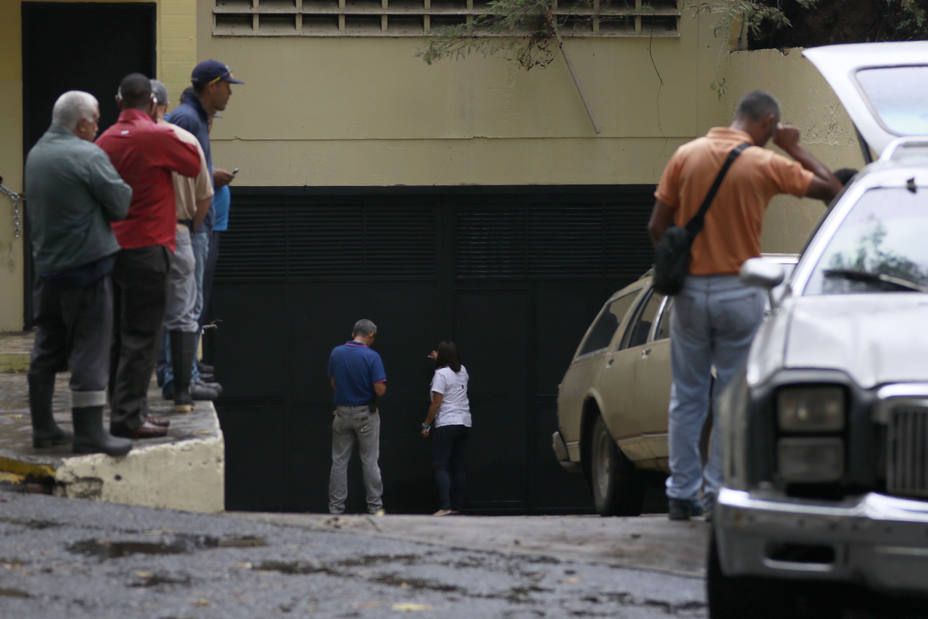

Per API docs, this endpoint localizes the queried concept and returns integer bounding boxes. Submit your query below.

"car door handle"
[640,348,652,359]
[607,358,614,366]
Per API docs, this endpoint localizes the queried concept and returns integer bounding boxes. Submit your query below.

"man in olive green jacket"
[25,90,133,456]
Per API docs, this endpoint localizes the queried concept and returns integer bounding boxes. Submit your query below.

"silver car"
[710,42,928,617]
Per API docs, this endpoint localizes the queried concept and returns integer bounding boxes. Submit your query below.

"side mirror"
[740,257,785,309]
[740,257,785,289]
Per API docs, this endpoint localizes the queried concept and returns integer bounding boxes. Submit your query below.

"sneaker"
[668,498,704,521]
[432,509,453,517]
[370,508,385,517]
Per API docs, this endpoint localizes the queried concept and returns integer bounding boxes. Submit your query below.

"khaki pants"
[328,405,383,514]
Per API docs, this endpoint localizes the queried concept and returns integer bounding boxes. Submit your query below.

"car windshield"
[856,66,928,136]
[804,186,928,295]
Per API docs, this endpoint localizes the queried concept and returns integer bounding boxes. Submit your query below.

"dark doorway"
[21,2,157,328]
[209,185,656,514]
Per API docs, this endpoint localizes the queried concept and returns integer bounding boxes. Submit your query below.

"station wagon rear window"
[578,292,638,356]
[856,66,928,136]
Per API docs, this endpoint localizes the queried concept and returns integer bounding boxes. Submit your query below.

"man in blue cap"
[164,60,244,401]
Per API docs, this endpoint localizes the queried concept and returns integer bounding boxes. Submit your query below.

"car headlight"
[778,438,844,482]
[777,386,845,432]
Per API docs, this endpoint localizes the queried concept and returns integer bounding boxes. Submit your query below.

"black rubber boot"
[28,372,72,448]
[72,406,132,456]
[170,330,195,413]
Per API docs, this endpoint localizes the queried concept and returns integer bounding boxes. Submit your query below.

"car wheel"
[589,415,644,517]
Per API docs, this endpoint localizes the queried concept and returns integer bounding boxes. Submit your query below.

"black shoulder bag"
[652,142,751,296]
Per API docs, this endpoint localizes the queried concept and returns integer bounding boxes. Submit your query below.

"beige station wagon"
[552,255,796,516]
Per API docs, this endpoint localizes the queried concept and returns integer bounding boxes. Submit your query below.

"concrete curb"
[0,332,226,513]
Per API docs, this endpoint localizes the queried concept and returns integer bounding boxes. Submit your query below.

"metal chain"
[0,178,23,239]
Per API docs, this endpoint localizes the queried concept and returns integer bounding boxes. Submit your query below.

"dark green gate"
[210,185,655,513]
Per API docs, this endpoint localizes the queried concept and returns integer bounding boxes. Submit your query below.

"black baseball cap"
[191,60,245,86]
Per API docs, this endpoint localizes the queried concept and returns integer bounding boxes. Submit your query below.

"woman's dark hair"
[434,341,462,373]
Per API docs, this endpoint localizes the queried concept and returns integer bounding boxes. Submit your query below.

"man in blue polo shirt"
[162,59,243,401]
[327,318,387,515]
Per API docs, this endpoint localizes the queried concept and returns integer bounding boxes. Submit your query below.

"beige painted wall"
[0,2,24,333]
[199,2,727,187]
[0,0,197,332]
[198,5,860,257]
[0,1,865,329]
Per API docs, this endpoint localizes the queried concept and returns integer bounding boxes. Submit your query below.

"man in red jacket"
[96,73,202,439]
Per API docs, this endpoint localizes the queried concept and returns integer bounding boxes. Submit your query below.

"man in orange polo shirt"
[647,90,841,521]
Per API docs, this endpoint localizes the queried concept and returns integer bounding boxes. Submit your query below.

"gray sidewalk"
[0,331,224,512]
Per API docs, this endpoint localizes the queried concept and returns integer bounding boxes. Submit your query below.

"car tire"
[589,415,644,517]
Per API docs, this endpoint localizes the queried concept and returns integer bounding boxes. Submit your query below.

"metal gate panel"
[211,185,655,513]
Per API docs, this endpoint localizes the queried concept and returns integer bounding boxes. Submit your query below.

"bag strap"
[684,142,751,237]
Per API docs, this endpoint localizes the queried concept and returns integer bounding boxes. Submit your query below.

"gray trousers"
[30,274,112,407]
[328,405,383,514]
[163,226,197,333]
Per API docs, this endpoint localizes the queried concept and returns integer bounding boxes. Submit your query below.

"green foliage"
[700,0,928,49]
[827,219,928,288]
[416,0,558,70]
[885,0,928,39]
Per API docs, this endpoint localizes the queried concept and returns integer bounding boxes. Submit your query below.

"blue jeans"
[665,275,764,501]
[432,424,470,511]
[191,229,210,323]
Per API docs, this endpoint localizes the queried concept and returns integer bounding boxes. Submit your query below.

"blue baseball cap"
[191,60,245,86]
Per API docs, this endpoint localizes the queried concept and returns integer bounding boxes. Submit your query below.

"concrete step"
[0,331,224,513]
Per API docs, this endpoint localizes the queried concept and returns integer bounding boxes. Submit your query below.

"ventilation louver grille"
[887,405,928,498]
[216,198,439,281]
[457,203,652,280]
[217,187,654,283]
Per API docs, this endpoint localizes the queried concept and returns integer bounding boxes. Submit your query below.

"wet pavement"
[0,490,709,618]
[0,330,711,617]
[0,332,909,617]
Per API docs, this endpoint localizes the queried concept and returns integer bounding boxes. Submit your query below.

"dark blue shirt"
[167,90,214,230]
[328,341,387,406]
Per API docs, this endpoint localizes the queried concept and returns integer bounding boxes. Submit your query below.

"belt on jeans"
[178,219,194,230]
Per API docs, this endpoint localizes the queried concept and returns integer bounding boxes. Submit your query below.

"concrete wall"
[0,2,25,333]
[198,4,860,256]
[0,1,865,330]
[199,3,722,187]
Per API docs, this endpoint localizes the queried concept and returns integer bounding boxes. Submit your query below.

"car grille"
[887,405,928,498]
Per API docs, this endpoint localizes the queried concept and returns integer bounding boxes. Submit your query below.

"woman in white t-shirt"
[420,341,471,516]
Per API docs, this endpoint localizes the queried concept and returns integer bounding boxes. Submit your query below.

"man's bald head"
[731,90,781,147]
[734,90,781,124]
[116,73,153,110]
